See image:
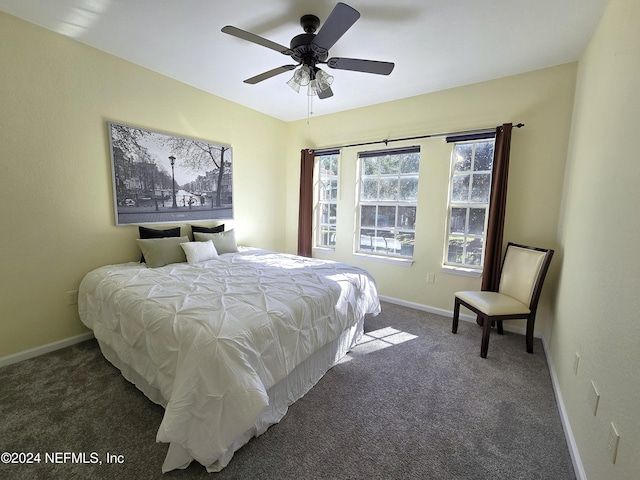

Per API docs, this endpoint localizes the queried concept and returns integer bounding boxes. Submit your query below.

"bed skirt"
[96,314,365,473]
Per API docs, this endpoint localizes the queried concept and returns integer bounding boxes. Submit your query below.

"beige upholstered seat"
[452,243,554,358]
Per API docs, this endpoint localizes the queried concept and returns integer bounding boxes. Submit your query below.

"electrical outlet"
[66,290,78,305]
[608,422,620,464]
[574,352,580,375]
[589,380,600,416]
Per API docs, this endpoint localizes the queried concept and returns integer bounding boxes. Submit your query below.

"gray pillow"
[193,229,238,254]
[136,236,189,268]
[138,226,181,262]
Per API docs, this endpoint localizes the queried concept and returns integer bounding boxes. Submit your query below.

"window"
[445,139,495,268]
[357,147,420,258]
[314,152,339,248]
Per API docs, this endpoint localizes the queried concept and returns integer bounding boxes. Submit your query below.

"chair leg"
[526,315,535,354]
[452,298,460,333]
[480,315,491,358]
[497,320,504,335]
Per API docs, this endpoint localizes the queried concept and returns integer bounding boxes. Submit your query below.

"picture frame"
[107,121,233,225]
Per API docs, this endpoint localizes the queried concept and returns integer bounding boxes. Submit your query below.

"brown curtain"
[297,149,315,257]
[478,123,513,325]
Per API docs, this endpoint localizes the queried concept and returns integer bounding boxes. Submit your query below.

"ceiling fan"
[221,2,395,99]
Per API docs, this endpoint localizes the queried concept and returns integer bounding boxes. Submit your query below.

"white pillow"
[180,240,219,264]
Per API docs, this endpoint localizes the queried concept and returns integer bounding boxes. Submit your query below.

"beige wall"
[0,12,288,358]
[285,63,577,337]
[551,0,640,478]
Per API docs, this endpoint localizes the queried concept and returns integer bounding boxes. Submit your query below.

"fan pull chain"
[307,95,314,125]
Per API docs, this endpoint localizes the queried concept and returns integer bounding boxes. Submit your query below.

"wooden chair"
[452,242,554,358]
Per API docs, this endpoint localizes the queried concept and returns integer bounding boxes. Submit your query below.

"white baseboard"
[0,332,95,368]
[377,295,536,337]
[542,338,586,480]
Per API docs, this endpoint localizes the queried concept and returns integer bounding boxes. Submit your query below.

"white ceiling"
[0,0,608,122]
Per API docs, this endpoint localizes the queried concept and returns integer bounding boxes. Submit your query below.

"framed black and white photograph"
[108,121,233,225]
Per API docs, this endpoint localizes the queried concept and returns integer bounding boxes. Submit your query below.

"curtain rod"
[312,123,525,153]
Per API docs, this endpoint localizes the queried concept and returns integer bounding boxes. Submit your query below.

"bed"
[78,246,380,473]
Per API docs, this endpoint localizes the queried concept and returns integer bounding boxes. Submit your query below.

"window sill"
[353,252,414,267]
[441,265,482,277]
[313,246,335,255]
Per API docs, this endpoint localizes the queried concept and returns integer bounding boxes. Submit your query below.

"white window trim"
[313,152,339,250]
[355,146,420,260]
[353,252,414,267]
[443,139,495,270]
[441,264,482,277]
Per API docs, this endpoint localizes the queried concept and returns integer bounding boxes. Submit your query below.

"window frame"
[355,146,420,259]
[443,138,495,271]
[313,151,340,250]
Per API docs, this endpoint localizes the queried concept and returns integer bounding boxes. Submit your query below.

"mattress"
[78,247,380,472]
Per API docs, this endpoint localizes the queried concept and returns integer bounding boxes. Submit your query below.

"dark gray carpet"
[0,302,575,479]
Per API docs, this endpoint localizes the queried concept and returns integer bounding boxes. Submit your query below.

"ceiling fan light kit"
[222,2,394,102]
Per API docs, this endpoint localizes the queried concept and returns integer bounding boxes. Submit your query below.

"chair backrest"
[498,243,554,308]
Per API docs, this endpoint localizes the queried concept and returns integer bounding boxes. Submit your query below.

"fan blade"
[318,86,334,99]
[222,26,291,55]
[244,65,297,84]
[327,57,395,75]
[311,3,360,54]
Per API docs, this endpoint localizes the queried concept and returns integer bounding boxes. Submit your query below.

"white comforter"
[78,248,380,472]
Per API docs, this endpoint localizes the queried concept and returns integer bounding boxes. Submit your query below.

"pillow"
[136,236,189,268]
[191,224,224,235]
[138,226,181,262]
[193,229,238,254]
[181,240,219,264]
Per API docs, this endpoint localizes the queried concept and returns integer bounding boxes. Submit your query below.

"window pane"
[374,235,390,253]
[379,231,396,252]
[452,174,470,202]
[471,173,491,203]
[454,144,473,171]
[362,178,378,200]
[399,176,419,201]
[379,178,398,201]
[398,232,415,256]
[363,158,378,176]
[359,229,376,252]
[328,204,337,223]
[330,156,339,175]
[401,153,420,173]
[319,179,331,201]
[361,205,376,227]
[448,237,464,263]
[450,207,467,234]
[474,142,494,171]
[320,203,330,223]
[378,206,396,228]
[321,226,336,247]
[398,206,416,229]
[468,208,486,235]
[465,237,484,266]
[320,156,336,175]
[379,156,400,175]
[329,179,338,201]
